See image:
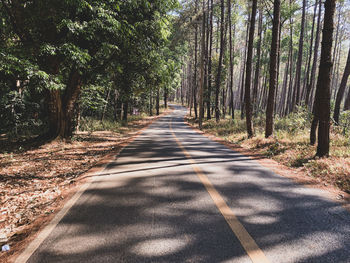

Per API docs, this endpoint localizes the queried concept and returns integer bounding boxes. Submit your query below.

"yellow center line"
[169,118,270,263]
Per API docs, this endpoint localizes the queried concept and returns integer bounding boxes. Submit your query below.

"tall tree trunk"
[228,0,235,120]
[333,47,350,124]
[265,0,281,138]
[215,0,226,122]
[331,3,342,95]
[303,0,318,104]
[207,0,213,119]
[305,0,322,106]
[199,0,206,129]
[286,0,294,114]
[244,0,257,138]
[240,16,250,120]
[193,0,199,119]
[293,0,306,108]
[253,7,263,114]
[313,0,335,157]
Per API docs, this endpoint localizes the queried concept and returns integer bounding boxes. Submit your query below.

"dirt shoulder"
[185,117,350,213]
[0,111,170,262]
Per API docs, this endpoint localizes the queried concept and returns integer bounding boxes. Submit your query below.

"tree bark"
[207,0,213,119]
[293,0,306,108]
[265,0,280,138]
[228,0,235,120]
[313,0,335,157]
[46,69,82,139]
[253,7,262,115]
[199,0,206,129]
[193,0,199,119]
[305,0,322,107]
[244,0,257,138]
[215,0,226,122]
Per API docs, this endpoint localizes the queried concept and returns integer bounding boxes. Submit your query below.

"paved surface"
[26,105,350,263]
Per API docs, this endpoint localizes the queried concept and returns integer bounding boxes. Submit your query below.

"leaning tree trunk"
[313,0,335,157]
[244,0,257,138]
[265,0,280,138]
[333,47,350,124]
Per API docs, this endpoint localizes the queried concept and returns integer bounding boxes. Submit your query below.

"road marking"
[169,118,270,263]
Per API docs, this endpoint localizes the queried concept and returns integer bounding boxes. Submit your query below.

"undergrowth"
[187,107,350,193]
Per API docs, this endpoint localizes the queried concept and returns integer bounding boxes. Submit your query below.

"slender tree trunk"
[305,0,322,106]
[240,16,250,119]
[193,0,199,119]
[286,0,294,114]
[293,0,306,108]
[164,87,168,109]
[156,88,160,116]
[253,7,262,114]
[199,0,206,129]
[331,3,342,95]
[228,0,235,120]
[207,0,213,119]
[149,88,153,116]
[303,0,318,104]
[244,0,257,138]
[215,0,226,122]
[101,87,111,121]
[313,0,335,157]
[265,0,281,138]
[333,47,350,124]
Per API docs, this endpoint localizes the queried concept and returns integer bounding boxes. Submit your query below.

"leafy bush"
[275,106,312,133]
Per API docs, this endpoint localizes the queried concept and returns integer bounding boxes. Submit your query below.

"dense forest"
[176,0,350,157]
[0,0,185,139]
[1,0,350,157]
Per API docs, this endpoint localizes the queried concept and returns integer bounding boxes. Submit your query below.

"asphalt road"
[25,105,350,263]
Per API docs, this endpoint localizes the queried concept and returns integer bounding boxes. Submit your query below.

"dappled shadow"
[27,105,350,263]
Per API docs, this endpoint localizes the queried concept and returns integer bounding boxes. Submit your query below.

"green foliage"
[0,0,184,138]
[275,106,312,134]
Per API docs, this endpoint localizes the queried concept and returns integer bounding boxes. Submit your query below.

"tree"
[215,0,226,122]
[312,0,336,157]
[244,0,257,138]
[292,0,306,108]
[265,0,281,138]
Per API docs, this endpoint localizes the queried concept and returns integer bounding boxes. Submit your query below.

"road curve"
[24,105,350,263]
